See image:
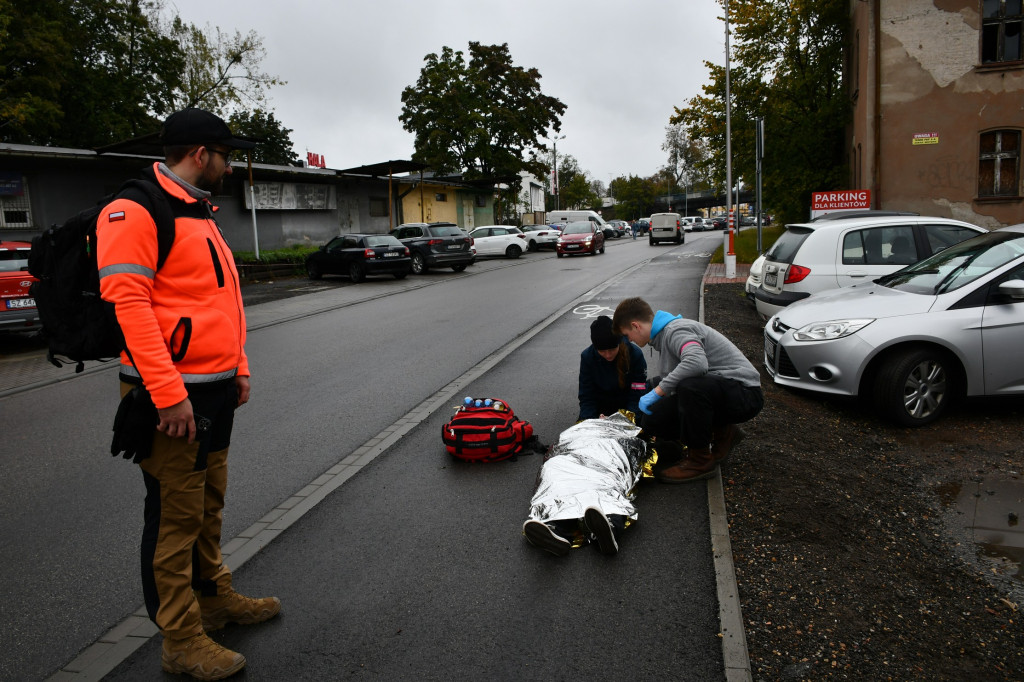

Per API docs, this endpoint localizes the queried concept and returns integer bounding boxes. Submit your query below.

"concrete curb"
[700,270,753,681]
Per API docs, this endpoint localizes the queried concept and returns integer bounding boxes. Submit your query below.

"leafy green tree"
[671,0,848,223]
[400,42,566,180]
[167,17,283,112]
[0,1,286,150]
[662,123,712,193]
[228,109,297,165]
[611,175,658,221]
[0,0,69,143]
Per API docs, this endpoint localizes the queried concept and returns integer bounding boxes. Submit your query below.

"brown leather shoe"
[711,425,746,463]
[162,632,245,680]
[656,447,717,483]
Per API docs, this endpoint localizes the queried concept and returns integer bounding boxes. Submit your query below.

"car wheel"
[307,262,322,280]
[874,347,957,427]
[451,264,467,272]
[649,238,656,246]
[411,252,427,275]
[528,240,538,252]
[349,262,366,283]
[506,244,522,259]
[557,252,564,258]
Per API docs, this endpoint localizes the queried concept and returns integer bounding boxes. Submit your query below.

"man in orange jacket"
[98,109,279,681]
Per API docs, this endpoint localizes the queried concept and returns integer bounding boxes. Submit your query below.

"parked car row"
[751,210,1024,427]
[305,220,616,282]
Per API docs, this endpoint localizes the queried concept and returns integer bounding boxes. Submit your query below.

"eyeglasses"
[207,147,233,167]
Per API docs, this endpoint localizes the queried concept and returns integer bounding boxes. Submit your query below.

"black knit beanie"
[590,315,620,350]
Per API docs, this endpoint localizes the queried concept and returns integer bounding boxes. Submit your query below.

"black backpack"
[28,179,175,372]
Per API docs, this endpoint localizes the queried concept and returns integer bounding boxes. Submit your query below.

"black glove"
[110,385,158,463]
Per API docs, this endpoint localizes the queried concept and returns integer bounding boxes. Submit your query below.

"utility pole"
[552,134,565,211]
[724,0,737,278]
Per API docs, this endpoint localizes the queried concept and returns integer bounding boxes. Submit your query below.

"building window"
[982,0,1023,64]
[369,197,388,217]
[978,129,1021,197]
[474,195,487,208]
[0,175,32,229]
[434,192,447,202]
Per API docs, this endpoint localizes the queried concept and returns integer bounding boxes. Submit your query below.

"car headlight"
[584,237,592,243]
[792,319,874,341]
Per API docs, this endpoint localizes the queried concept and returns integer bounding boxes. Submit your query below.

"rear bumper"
[366,258,413,275]
[0,307,41,331]
[425,251,475,267]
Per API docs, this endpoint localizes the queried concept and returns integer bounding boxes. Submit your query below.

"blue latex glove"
[638,389,662,415]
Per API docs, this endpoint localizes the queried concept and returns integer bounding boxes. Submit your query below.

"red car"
[0,240,39,332]
[556,221,605,258]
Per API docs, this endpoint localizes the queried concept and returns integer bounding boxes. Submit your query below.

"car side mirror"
[997,279,1024,300]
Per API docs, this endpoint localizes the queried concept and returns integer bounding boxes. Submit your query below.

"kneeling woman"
[578,315,647,421]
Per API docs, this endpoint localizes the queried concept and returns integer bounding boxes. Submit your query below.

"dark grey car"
[390,222,475,275]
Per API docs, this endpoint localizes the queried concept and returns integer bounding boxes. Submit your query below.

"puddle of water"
[951,473,1024,581]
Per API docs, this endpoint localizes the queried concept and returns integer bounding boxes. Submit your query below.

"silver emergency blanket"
[526,412,651,525]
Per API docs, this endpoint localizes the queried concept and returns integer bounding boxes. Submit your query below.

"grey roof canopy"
[338,160,428,176]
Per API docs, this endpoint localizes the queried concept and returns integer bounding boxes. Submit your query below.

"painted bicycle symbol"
[572,304,614,320]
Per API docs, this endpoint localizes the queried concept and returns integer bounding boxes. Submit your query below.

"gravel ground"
[703,283,1024,681]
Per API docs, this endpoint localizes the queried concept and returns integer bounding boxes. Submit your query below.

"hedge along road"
[2,233,731,680]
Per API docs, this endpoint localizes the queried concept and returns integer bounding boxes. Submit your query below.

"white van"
[649,212,684,245]
[547,210,610,236]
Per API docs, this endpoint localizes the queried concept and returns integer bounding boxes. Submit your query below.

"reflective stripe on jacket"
[97,162,248,409]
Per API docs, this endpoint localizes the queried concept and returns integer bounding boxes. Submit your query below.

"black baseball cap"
[160,108,257,149]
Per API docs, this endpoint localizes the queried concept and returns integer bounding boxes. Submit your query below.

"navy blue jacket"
[577,343,648,421]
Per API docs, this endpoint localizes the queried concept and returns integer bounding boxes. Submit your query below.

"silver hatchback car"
[763,225,1024,426]
[754,214,985,320]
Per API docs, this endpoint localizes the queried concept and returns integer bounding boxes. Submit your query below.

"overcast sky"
[166,0,726,184]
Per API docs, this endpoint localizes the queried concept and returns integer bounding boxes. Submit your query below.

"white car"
[519,226,560,251]
[754,213,986,320]
[468,225,529,258]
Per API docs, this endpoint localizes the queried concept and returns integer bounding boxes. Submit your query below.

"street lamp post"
[552,134,565,211]
[723,0,737,278]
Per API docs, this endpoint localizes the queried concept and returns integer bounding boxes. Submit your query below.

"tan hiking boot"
[198,590,282,631]
[161,632,245,680]
[656,447,717,483]
[711,424,746,463]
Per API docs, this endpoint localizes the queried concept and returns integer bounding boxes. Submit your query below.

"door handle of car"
[848,271,868,278]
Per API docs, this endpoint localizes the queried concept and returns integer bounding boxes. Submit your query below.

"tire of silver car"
[506,244,522,259]
[528,240,538,252]
[411,252,428,274]
[874,347,957,427]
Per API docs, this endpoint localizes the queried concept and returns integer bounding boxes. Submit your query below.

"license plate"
[7,298,35,309]
[764,272,777,287]
[566,244,580,249]
[446,244,461,250]
[764,335,777,368]
[382,252,399,258]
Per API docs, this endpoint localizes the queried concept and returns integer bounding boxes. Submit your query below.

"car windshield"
[366,235,403,248]
[0,249,30,272]
[764,227,812,263]
[878,230,1024,295]
[427,225,463,237]
[561,222,593,235]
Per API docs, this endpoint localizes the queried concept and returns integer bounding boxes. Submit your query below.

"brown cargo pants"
[123,380,237,640]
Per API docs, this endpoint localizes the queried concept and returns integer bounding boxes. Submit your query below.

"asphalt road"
[0,232,729,681]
